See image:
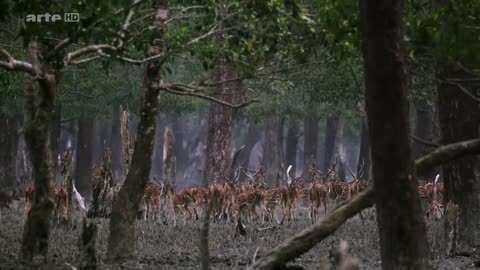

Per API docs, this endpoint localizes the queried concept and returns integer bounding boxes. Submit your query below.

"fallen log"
[248,138,480,270]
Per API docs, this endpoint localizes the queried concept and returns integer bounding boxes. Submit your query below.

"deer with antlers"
[306,162,332,223]
[234,166,269,224]
[138,182,162,221]
[281,165,301,223]
[346,162,368,199]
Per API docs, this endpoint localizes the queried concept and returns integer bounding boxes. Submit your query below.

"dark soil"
[0,202,478,269]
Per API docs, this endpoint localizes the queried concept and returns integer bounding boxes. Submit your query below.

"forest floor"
[0,202,478,270]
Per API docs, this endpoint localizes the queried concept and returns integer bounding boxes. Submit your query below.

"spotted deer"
[346,163,368,198]
[281,165,301,223]
[139,182,161,221]
[159,181,175,223]
[172,188,195,226]
[306,162,330,223]
[426,174,444,221]
[235,188,268,224]
[53,187,68,223]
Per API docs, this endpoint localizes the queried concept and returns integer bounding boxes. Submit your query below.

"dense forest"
[0,0,479,269]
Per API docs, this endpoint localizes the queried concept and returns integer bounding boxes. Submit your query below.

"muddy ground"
[0,203,478,270]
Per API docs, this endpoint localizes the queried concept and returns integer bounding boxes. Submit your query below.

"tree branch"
[410,134,439,148]
[64,44,117,65]
[0,46,35,75]
[415,138,480,175]
[54,0,146,52]
[96,50,168,65]
[159,84,259,109]
[446,80,480,104]
[248,138,480,270]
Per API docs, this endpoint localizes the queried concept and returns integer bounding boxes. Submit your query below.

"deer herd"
[1,160,444,226]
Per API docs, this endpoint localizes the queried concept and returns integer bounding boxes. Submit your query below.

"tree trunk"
[413,100,435,158]
[162,127,176,186]
[93,119,110,166]
[151,113,163,180]
[50,103,61,158]
[285,119,299,175]
[202,60,240,185]
[110,106,124,182]
[20,39,58,265]
[322,112,343,172]
[0,114,19,190]
[172,116,187,173]
[360,0,431,268]
[413,100,438,179]
[437,66,480,255]
[237,121,259,181]
[303,105,319,178]
[75,117,95,198]
[59,120,75,154]
[356,120,370,181]
[263,112,285,187]
[106,1,168,261]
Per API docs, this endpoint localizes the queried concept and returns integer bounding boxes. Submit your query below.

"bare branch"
[416,138,480,175]
[410,134,439,148]
[105,50,167,65]
[159,84,259,109]
[64,45,117,65]
[0,46,14,62]
[184,25,219,47]
[325,157,338,179]
[0,46,35,75]
[447,80,480,104]
[55,0,146,52]
[199,76,244,87]
[346,164,356,180]
[70,55,103,65]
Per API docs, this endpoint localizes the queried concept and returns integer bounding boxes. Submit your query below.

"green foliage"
[0,71,22,115]
[407,0,480,66]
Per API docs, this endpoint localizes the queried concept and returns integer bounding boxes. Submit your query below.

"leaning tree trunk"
[285,119,299,175]
[263,112,285,187]
[0,114,19,190]
[303,103,319,178]
[162,127,176,186]
[202,59,241,186]
[437,66,480,255]
[106,0,168,261]
[356,120,370,181]
[19,39,58,265]
[75,117,95,198]
[322,112,343,172]
[360,0,431,268]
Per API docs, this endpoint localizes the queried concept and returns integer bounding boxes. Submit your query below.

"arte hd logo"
[25,13,80,23]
